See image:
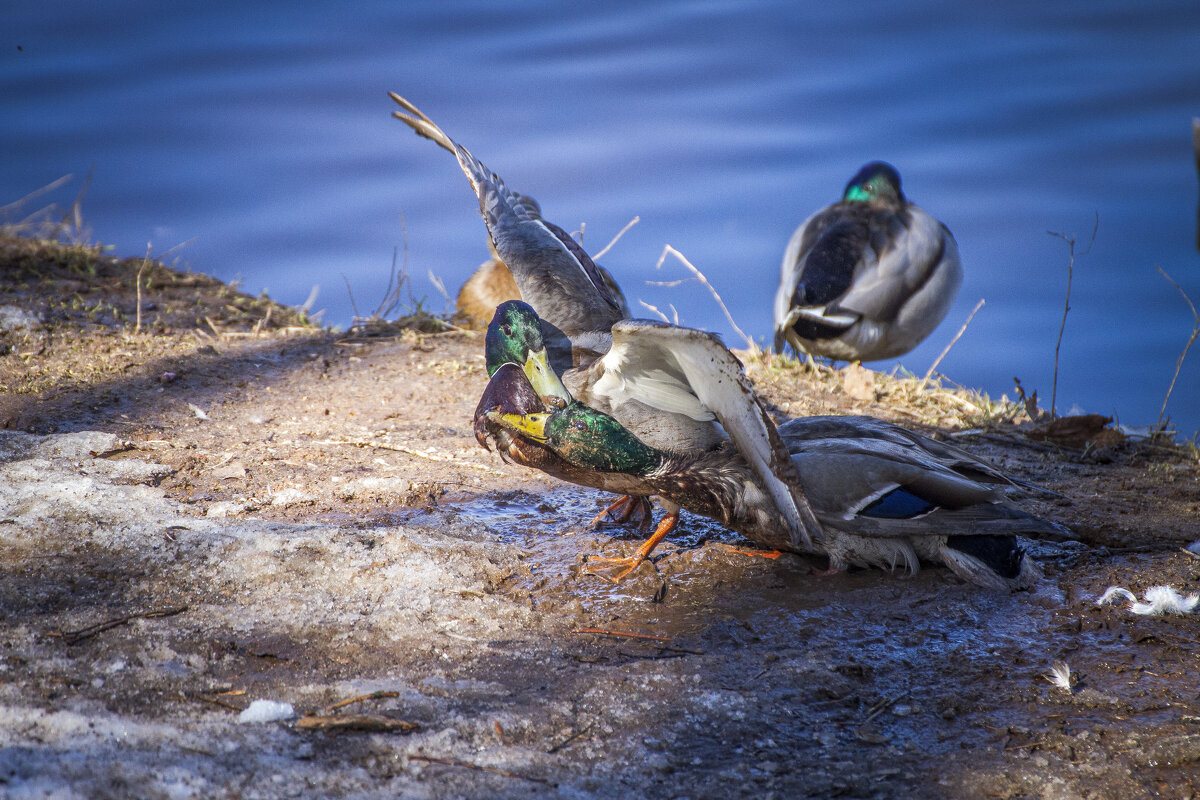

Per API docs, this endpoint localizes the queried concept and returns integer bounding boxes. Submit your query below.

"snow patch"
[236,700,295,724]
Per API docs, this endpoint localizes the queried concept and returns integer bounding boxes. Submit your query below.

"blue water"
[4,1,1199,436]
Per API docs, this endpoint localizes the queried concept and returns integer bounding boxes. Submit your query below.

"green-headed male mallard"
[773,161,962,362]
[477,332,1067,590]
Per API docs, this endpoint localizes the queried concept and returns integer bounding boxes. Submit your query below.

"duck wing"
[779,415,1067,538]
[773,207,862,348]
[389,93,626,362]
[832,206,960,325]
[585,319,822,548]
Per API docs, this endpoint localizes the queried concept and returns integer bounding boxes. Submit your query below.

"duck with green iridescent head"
[773,161,962,363]
[479,355,1067,591]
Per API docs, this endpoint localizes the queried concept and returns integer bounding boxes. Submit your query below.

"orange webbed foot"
[583,511,679,583]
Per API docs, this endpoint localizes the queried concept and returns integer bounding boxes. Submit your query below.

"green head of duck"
[485,300,572,403]
[488,401,664,477]
[842,161,905,205]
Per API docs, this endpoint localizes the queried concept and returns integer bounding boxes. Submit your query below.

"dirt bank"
[1,235,1198,799]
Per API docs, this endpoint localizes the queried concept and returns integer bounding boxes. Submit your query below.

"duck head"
[473,361,547,450]
[486,401,664,477]
[485,300,572,405]
[842,161,905,205]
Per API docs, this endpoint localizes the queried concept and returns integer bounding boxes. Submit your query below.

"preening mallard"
[392,92,823,565]
[773,161,962,362]
[477,333,1066,590]
[455,193,630,329]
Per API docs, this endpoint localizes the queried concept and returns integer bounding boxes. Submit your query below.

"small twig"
[408,755,550,784]
[572,628,671,643]
[1047,214,1098,418]
[591,216,640,261]
[638,300,671,324]
[655,245,754,351]
[862,691,908,723]
[135,244,151,335]
[547,723,594,754]
[188,692,245,712]
[1153,264,1199,432]
[920,299,984,391]
[47,605,189,645]
[322,690,400,715]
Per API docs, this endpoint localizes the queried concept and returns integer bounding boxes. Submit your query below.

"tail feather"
[939,535,1041,590]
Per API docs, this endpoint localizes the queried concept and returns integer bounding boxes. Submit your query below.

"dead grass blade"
[591,215,640,261]
[323,690,400,714]
[296,714,417,733]
[1154,264,1200,433]
[407,755,551,784]
[920,298,984,391]
[653,245,755,352]
[1047,214,1098,418]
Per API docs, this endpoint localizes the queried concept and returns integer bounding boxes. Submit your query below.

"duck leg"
[589,495,654,530]
[584,509,680,583]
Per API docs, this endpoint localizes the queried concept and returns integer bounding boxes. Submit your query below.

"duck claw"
[581,510,679,584]
[589,495,653,530]
[582,555,648,583]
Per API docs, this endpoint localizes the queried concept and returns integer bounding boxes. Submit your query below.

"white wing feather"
[600,320,821,547]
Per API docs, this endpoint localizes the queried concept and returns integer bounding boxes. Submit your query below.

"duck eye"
[501,323,513,336]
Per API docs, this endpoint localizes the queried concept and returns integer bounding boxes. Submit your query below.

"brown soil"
[2,235,1199,799]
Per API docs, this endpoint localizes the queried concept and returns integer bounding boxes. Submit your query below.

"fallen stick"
[323,690,400,714]
[572,628,671,643]
[48,605,189,645]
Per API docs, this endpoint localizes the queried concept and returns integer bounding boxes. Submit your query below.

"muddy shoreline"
[2,235,1199,798]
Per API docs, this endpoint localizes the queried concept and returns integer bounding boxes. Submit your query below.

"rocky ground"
[1,235,1199,799]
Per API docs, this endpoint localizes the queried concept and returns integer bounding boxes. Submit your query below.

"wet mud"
[2,242,1199,797]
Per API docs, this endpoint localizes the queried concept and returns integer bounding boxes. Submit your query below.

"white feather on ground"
[1044,661,1074,692]
[1096,585,1200,616]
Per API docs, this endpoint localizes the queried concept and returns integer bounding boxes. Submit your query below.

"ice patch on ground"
[0,430,542,797]
[237,699,295,723]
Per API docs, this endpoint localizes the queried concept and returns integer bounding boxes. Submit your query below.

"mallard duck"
[391,93,626,373]
[477,334,1066,590]
[773,161,962,362]
[455,193,630,329]
[392,92,823,556]
[479,299,821,577]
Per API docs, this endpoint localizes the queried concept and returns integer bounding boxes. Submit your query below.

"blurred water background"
[4,1,1198,435]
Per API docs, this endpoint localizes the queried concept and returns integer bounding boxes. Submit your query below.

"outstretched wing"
[389,93,626,346]
[594,319,822,548]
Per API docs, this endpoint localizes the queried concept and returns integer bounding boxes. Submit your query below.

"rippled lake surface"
[5,1,1199,434]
